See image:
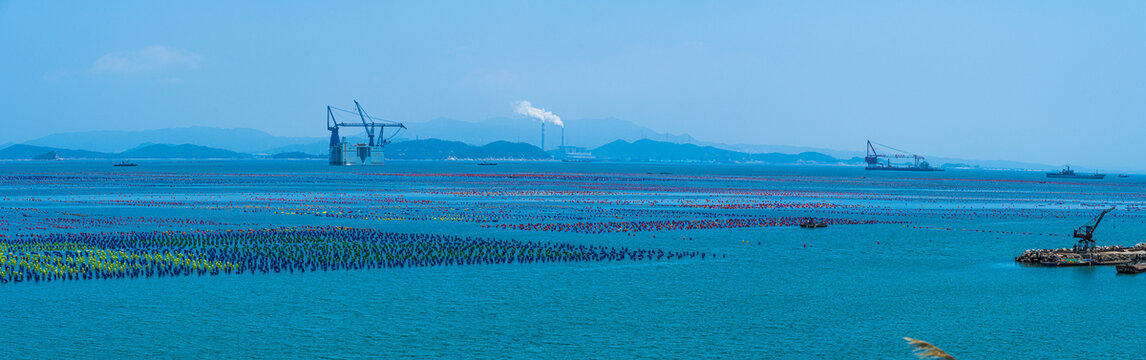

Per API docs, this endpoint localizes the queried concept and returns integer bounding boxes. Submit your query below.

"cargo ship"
[1046,166,1105,179]
[864,140,942,171]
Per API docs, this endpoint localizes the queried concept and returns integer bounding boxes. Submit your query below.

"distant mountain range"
[0,144,251,159]
[17,119,855,157]
[400,117,863,159]
[592,139,859,164]
[7,122,1067,170]
[387,139,550,160]
[22,127,320,154]
[0,139,862,165]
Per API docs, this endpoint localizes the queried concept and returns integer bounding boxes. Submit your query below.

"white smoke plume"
[514,100,564,127]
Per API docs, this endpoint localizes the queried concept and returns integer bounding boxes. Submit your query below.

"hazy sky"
[2,1,1143,168]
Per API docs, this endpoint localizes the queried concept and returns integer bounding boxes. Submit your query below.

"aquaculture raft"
[0,227,711,284]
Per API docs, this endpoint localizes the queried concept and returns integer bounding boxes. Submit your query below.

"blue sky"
[1,1,1143,168]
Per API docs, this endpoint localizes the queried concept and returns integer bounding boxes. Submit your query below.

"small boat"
[1118,174,1130,178]
[477,161,497,166]
[1040,258,1093,267]
[1116,261,1146,274]
[799,218,828,228]
[1046,166,1105,179]
[114,160,138,167]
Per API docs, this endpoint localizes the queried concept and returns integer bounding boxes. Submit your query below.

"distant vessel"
[864,140,942,172]
[1118,174,1130,178]
[799,218,828,228]
[114,160,138,167]
[1046,166,1105,179]
[477,161,497,166]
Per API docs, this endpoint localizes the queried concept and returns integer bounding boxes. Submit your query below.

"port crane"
[865,140,933,169]
[326,100,406,149]
[1072,206,1115,253]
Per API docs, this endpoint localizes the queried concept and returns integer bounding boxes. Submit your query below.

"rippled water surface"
[4,160,1146,359]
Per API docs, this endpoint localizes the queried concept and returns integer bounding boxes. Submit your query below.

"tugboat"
[799,218,828,228]
[114,160,138,167]
[1046,166,1105,179]
[1116,261,1146,274]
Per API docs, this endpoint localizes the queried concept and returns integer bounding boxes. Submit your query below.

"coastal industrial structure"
[551,124,594,161]
[556,146,595,162]
[327,101,405,166]
[864,140,940,171]
[1014,207,1137,267]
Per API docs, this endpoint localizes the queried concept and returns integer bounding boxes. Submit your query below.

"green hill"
[119,144,252,159]
[591,139,854,164]
[751,151,843,164]
[385,139,550,160]
[272,152,324,159]
[468,141,550,159]
[0,144,113,159]
[593,139,750,163]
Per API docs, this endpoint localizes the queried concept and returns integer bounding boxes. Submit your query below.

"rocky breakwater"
[1016,244,1146,266]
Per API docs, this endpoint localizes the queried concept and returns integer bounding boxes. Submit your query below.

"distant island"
[32,150,62,160]
[272,152,325,159]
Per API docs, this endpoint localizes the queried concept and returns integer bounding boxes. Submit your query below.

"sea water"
[3,160,1146,359]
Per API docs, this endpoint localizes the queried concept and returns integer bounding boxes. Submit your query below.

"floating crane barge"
[327,101,405,166]
[864,140,942,172]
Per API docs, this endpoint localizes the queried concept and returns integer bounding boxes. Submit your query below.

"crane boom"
[354,100,376,146]
[1073,206,1116,252]
[326,101,407,146]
